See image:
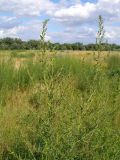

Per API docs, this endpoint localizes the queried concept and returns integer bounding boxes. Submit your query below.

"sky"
[0,0,120,44]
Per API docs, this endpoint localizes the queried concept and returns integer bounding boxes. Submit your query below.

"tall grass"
[107,54,120,77]
[0,53,120,159]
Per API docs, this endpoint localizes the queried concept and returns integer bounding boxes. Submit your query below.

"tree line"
[0,37,120,51]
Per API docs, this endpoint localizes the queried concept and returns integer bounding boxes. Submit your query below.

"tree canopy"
[0,37,120,51]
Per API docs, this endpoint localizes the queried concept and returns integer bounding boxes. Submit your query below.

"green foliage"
[53,56,98,91]
[1,37,120,51]
[0,55,120,159]
[0,54,120,159]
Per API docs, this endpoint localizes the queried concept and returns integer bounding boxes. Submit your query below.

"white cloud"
[51,2,96,20]
[0,0,56,16]
[0,26,26,38]
[105,26,120,40]
[46,0,120,25]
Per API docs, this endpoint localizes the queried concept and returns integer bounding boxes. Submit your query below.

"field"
[0,50,120,160]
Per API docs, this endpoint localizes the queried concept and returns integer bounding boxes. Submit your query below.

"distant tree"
[27,40,39,50]
[0,37,119,51]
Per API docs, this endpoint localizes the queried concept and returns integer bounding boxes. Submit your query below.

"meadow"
[0,49,120,160]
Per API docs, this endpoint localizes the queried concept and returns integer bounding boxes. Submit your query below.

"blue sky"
[0,0,120,43]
